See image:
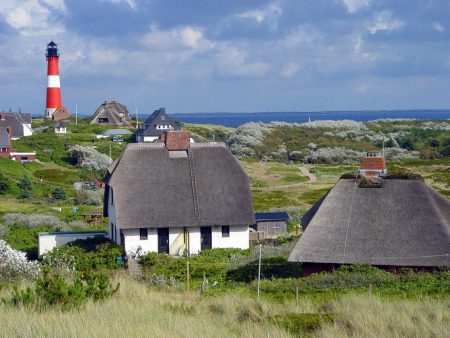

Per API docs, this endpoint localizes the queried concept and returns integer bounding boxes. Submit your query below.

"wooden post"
[186,260,190,291]
[257,244,262,301]
[295,286,299,304]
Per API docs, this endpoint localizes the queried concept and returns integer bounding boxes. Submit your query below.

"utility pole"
[109,143,112,164]
[75,103,78,125]
[257,244,262,300]
[186,260,190,290]
[136,107,138,129]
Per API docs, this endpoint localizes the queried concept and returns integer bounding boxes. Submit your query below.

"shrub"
[67,145,111,171]
[75,189,102,205]
[3,213,63,228]
[51,187,68,200]
[3,224,53,260]
[17,175,32,199]
[42,237,125,271]
[0,172,12,194]
[0,240,41,283]
[10,268,119,310]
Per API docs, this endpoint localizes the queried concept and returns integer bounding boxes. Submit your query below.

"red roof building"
[359,152,388,177]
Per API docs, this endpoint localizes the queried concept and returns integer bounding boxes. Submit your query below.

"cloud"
[340,0,371,14]
[353,35,376,60]
[143,25,214,52]
[280,62,300,77]
[235,1,282,29]
[100,0,137,10]
[281,25,323,48]
[0,0,66,36]
[215,47,271,78]
[433,22,444,32]
[368,11,405,34]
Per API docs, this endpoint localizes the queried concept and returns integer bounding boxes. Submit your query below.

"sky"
[0,0,449,115]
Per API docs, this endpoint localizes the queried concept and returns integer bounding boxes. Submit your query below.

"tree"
[52,187,67,201]
[0,172,11,195]
[18,175,32,199]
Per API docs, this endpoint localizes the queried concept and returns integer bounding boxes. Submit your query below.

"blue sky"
[0,0,449,115]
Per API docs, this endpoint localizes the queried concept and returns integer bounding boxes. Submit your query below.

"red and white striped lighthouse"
[45,41,62,119]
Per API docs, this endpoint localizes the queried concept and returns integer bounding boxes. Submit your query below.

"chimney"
[7,126,12,148]
[165,131,190,151]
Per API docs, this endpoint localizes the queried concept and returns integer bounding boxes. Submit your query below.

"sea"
[169,110,450,128]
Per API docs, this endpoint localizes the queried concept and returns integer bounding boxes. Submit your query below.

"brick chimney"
[164,131,190,151]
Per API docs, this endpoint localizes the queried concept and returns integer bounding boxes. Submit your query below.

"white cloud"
[433,22,444,32]
[215,47,271,78]
[340,0,371,14]
[143,25,214,52]
[280,62,300,77]
[353,35,376,60]
[0,0,66,36]
[235,2,282,29]
[281,25,323,48]
[100,0,137,10]
[368,11,405,34]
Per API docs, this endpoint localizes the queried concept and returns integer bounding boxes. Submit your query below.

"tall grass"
[1,276,448,337]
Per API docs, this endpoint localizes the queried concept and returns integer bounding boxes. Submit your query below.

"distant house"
[54,120,67,134]
[253,212,290,236]
[90,101,131,126]
[0,126,36,162]
[104,131,255,255]
[134,108,180,142]
[97,129,132,139]
[51,105,71,121]
[288,178,450,275]
[358,152,388,177]
[0,112,33,139]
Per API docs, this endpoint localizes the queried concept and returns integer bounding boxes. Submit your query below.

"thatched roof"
[90,101,131,126]
[104,142,255,228]
[289,179,450,267]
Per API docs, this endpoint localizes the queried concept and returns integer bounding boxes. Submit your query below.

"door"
[158,228,169,254]
[200,227,212,251]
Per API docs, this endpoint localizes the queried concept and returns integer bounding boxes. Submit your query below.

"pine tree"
[18,175,32,199]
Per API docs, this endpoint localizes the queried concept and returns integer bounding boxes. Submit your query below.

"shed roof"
[102,129,132,136]
[90,101,131,126]
[104,142,255,228]
[289,179,450,267]
[255,212,290,222]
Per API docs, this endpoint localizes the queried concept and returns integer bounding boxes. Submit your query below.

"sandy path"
[299,166,317,183]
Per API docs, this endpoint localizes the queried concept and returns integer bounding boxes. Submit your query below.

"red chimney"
[165,131,190,151]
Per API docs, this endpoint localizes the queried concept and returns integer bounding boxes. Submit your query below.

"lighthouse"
[44,41,70,120]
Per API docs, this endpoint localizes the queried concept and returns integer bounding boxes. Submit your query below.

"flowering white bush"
[3,213,63,228]
[303,119,368,131]
[421,121,450,130]
[67,145,111,171]
[306,147,365,164]
[384,147,420,160]
[0,240,40,282]
[226,122,271,157]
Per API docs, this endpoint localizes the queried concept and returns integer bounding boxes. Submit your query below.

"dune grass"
[0,276,448,337]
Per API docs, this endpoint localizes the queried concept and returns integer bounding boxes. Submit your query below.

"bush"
[0,172,12,194]
[3,224,53,260]
[0,240,40,283]
[42,237,125,271]
[51,187,68,200]
[18,175,32,199]
[67,145,111,171]
[9,268,119,310]
[75,189,102,205]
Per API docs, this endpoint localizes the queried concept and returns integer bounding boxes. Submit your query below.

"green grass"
[299,188,330,204]
[252,190,302,211]
[281,175,309,184]
[0,158,28,177]
[266,166,300,173]
[33,169,79,185]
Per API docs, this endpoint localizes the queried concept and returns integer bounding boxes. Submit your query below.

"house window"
[140,228,148,240]
[222,226,230,237]
[161,116,165,121]
[98,117,109,123]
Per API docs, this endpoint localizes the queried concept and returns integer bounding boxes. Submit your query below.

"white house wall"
[38,232,105,256]
[121,228,158,253]
[211,225,249,250]
[188,227,201,255]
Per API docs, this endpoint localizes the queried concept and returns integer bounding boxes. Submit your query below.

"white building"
[104,131,255,256]
[54,120,67,134]
[0,112,33,139]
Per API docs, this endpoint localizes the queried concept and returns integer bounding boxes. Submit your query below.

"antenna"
[75,104,78,125]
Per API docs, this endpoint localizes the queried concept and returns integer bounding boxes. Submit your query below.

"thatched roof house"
[289,178,450,275]
[104,131,254,255]
[90,101,131,126]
